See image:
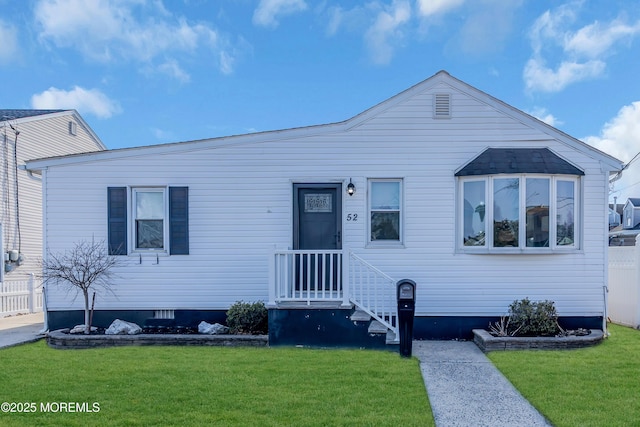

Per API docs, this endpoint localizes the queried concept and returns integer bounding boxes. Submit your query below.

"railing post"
[341,250,351,307]
[28,274,35,313]
[267,245,276,307]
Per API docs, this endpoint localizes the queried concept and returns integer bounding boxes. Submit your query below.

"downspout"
[603,285,608,336]
[40,167,49,332]
[0,223,3,283]
[603,172,609,336]
[603,166,619,337]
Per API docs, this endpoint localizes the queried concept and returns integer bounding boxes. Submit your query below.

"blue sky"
[2,0,640,202]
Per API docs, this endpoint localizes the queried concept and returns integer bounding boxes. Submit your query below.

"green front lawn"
[0,342,433,427]
[489,323,640,427]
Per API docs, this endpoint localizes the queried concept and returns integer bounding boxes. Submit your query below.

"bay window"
[459,175,578,251]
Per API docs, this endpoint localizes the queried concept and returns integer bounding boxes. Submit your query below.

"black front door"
[294,184,341,250]
[293,184,342,292]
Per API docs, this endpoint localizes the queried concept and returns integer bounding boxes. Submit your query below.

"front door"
[293,184,342,293]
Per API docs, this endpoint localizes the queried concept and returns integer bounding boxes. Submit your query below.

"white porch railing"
[269,249,398,335]
[349,252,397,335]
[271,250,346,305]
[1,274,43,317]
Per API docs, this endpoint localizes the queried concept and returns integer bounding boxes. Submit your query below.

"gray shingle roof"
[455,148,585,176]
[0,109,67,121]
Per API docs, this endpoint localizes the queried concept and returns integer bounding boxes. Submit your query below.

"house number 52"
[346,214,358,221]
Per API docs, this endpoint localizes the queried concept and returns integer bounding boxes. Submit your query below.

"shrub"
[226,301,268,335]
[507,298,559,336]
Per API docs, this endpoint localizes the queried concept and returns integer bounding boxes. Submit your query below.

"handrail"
[270,249,398,336]
[348,252,397,335]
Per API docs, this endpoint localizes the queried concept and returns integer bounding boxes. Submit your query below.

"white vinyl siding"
[33,73,618,320]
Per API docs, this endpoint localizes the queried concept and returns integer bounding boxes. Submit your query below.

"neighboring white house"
[623,198,640,229]
[0,110,105,317]
[25,71,623,346]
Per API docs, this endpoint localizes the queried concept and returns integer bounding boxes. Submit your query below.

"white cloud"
[364,1,411,65]
[452,1,522,56]
[525,3,640,93]
[528,107,561,127]
[326,6,343,36]
[0,19,19,64]
[31,86,121,119]
[253,0,308,29]
[324,4,370,37]
[34,0,237,76]
[528,5,577,56]
[565,19,640,58]
[583,102,640,200]
[326,0,517,66]
[158,60,190,83]
[150,127,174,141]
[416,0,464,17]
[523,57,605,92]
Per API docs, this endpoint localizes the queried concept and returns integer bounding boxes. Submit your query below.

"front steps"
[351,308,398,345]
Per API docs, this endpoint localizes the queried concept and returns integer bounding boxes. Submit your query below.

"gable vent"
[433,93,451,119]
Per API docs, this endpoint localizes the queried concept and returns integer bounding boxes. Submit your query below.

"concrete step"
[386,330,399,345]
[350,309,371,322]
[368,320,388,334]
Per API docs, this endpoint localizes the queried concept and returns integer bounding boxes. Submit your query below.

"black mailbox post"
[397,279,416,357]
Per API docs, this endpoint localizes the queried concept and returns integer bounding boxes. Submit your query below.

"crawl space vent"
[154,310,175,319]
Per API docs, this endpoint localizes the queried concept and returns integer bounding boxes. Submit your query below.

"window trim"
[367,178,404,247]
[131,187,169,253]
[108,186,189,256]
[458,174,580,253]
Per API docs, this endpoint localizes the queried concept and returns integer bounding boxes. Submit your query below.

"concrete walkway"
[413,340,552,427]
[0,312,45,349]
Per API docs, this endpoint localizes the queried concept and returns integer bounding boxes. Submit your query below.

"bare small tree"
[41,239,122,334]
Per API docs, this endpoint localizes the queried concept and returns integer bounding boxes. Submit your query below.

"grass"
[0,342,433,427]
[489,323,640,427]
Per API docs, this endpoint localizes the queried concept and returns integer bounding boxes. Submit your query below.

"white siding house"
[26,72,622,346]
[1,110,105,316]
[623,198,640,229]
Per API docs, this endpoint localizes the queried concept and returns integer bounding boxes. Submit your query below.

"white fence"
[609,236,640,328]
[0,275,43,317]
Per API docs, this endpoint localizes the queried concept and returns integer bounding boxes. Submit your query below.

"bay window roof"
[455,148,584,177]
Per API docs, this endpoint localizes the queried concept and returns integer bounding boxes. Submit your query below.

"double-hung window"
[108,186,189,255]
[369,179,402,245]
[133,188,166,251]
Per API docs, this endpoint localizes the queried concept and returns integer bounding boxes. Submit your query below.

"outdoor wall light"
[346,179,356,196]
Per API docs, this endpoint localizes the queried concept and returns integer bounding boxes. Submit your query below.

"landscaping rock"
[105,319,142,335]
[69,325,97,334]
[198,321,229,335]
